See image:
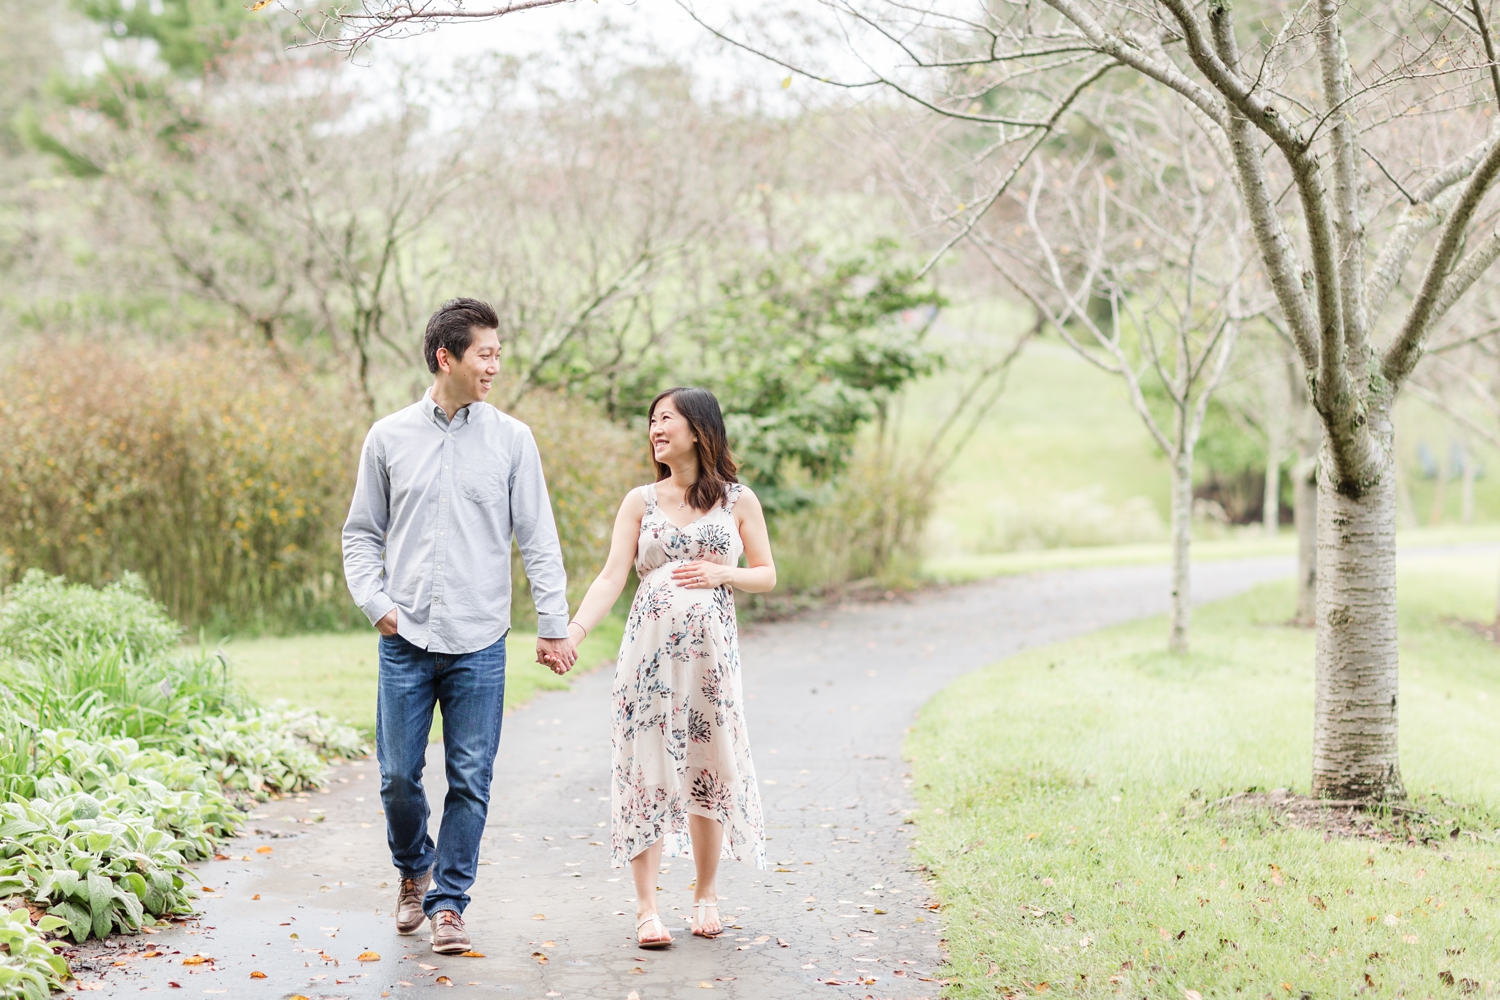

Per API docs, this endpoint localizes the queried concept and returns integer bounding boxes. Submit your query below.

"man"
[342,297,577,954]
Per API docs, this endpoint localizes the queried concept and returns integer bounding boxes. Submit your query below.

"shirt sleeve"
[509,426,570,639]
[342,426,396,627]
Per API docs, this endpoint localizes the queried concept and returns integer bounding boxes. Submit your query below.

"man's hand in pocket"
[376,609,399,636]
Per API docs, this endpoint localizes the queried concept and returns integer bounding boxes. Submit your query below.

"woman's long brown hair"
[648,387,739,512]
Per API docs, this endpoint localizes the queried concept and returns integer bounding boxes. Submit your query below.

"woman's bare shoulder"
[730,483,764,514]
[619,485,649,516]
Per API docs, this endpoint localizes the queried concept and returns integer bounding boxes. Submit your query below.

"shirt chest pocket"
[459,466,507,505]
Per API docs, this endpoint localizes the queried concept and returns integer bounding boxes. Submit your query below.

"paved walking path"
[77,557,1309,999]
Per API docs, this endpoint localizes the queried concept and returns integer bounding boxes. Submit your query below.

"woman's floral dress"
[609,482,767,870]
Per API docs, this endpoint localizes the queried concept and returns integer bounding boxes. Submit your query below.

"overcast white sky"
[342,0,888,113]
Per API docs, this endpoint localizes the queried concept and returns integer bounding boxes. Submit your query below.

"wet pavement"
[68,556,1299,999]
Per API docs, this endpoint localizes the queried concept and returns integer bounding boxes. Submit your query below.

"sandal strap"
[636,914,664,931]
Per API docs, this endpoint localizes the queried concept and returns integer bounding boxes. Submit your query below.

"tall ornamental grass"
[0,344,362,631]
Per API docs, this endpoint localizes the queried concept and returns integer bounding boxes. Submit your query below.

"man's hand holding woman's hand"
[672,559,732,589]
[537,634,578,676]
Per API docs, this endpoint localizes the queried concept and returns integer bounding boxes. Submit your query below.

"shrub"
[507,388,650,622]
[0,344,363,632]
[761,443,937,596]
[0,570,181,663]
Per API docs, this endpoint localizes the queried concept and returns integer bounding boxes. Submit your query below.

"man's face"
[437,326,502,405]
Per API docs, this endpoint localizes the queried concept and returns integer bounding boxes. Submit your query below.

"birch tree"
[689,0,1500,801]
[964,103,1252,653]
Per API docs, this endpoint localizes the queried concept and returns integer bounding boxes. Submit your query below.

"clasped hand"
[536,635,577,676]
[671,559,731,589]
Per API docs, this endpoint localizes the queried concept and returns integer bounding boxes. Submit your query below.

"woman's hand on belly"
[672,559,732,589]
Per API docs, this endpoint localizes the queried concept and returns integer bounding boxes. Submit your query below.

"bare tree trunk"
[1169,446,1193,654]
[1293,431,1318,625]
[1429,445,1450,525]
[1262,427,1282,533]
[1461,441,1477,524]
[1312,402,1404,801]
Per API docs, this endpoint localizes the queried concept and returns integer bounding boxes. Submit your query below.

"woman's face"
[650,398,698,468]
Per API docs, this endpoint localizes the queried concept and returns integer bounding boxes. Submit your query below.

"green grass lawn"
[217,615,625,733]
[901,314,1500,561]
[907,554,1500,995]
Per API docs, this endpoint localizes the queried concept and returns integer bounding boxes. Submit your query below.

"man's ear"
[435,347,451,373]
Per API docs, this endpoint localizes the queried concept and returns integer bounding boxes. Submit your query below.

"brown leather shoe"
[429,910,470,955]
[395,871,431,935]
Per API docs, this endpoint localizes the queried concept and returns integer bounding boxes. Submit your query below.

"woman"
[563,387,776,948]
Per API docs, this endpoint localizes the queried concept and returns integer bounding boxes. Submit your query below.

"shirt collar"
[422,387,475,429]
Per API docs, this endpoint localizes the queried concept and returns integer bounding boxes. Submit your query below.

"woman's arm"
[566,488,648,643]
[672,486,776,594]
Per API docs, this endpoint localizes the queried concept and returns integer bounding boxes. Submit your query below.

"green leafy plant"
[0,906,69,1000]
[0,571,181,664]
[0,797,194,941]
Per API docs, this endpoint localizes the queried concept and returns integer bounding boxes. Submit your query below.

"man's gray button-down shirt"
[341,389,569,654]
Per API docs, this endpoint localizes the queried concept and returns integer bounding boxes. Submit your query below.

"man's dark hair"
[424,297,499,374]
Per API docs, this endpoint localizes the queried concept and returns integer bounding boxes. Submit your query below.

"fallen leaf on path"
[532,913,546,920]
[435,977,453,986]
[540,940,555,947]
[1309,895,1326,911]
[417,963,439,971]
[398,982,412,988]
[357,952,381,962]
[803,896,816,903]
[716,977,736,982]
[73,984,104,991]
[250,971,267,979]
[628,992,640,1000]
[459,951,486,958]
[698,983,714,989]
[629,967,645,975]
[256,846,273,854]
[182,956,211,965]
[531,952,548,965]
[777,938,789,948]
[819,980,849,987]
[753,935,769,944]
[142,951,163,959]
[251,894,260,900]
[167,983,181,989]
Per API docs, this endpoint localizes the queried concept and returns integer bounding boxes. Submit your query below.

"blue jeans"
[376,632,506,916]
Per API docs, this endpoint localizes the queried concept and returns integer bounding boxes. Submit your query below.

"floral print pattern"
[609,482,767,870]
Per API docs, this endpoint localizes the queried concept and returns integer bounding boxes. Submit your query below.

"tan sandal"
[690,899,722,938]
[636,913,673,949]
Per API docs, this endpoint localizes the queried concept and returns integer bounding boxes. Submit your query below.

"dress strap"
[643,482,658,512]
[723,483,744,511]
